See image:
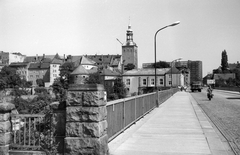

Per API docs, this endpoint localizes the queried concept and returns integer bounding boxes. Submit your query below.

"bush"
[35,87,48,94]
[107,93,118,101]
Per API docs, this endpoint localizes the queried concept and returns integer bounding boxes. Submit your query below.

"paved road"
[190,88,240,155]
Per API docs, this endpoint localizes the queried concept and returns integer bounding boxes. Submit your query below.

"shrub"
[34,87,48,94]
[107,93,118,101]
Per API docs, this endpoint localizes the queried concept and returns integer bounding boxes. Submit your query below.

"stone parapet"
[65,84,109,155]
[0,101,16,155]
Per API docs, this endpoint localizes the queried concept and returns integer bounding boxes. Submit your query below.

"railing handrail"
[107,92,158,106]
[12,114,45,117]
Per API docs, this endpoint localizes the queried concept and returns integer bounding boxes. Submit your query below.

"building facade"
[123,68,184,95]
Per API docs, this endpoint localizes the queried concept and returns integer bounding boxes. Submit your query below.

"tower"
[122,22,138,69]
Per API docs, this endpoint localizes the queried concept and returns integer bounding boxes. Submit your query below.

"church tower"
[122,22,138,69]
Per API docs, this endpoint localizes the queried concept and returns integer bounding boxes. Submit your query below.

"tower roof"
[71,65,89,75]
[124,22,137,46]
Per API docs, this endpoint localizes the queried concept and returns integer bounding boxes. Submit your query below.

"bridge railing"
[107,88,178,141]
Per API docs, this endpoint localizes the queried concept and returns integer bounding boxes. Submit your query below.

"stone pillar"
[0,101,16,155]
[65,84,108,155]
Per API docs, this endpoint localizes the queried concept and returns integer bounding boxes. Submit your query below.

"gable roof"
[80,56,96,65]
[166,67,181,74]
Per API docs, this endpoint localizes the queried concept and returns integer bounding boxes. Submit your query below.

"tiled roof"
[24,55,59,63]
[100,68,120,76]
[28,62,50,69]
[9,62,29,67]
[85,55,121,67]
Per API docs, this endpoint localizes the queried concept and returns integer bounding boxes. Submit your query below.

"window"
[160,79,163,85]
[143,79,147,85]
[151,79,155,85]
[126,79,130,85]
[53,64,56,67]
[169,74,172,78]
[169,81,172,85]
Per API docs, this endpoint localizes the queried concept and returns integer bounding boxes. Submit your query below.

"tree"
[153,61,170,68]
[51,77,67,102]
[36,79,45,87]
[59,62,75,89]
[85,72,101,84]
[112,78,126,99]
[51,62,75,101]
[124,63,135,70]
[221,50,228,71]
[0,79,7,91]
[0,66,21,88]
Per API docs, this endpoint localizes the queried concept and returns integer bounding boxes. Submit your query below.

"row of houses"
[1,51,190,96]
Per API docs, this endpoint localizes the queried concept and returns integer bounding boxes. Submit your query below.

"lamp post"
[171,57,182,88]
[154,21,180,90]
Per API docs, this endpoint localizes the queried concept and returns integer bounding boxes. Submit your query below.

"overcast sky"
[1,0,240,76]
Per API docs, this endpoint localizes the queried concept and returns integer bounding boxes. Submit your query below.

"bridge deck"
[108,91,234,155]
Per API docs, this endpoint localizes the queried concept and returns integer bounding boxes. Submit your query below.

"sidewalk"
[108,91,234,155]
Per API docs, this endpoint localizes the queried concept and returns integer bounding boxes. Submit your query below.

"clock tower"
[122,22,138,69]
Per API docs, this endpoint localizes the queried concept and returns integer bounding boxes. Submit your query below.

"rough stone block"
[66,91,83,106]
[0,113,10,121]
[65,122,83,137]
[82,120,108,138]
[83,91,107,107]
[66,120,107,138]
[0,102,15,113]
[66,106,107,122]
[64,134,108,155]
[0,132,11,145]
[0,121,11,133]
[0,145,9,155]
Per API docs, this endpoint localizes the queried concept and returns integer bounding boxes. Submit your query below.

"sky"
[1,0,240,76]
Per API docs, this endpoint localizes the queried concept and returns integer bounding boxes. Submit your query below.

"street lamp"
[171,57,182,88]
[154,21,180,90]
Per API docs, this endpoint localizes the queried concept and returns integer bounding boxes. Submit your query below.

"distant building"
[0,51,25,65]
[28,62,50,86]
[176,60,202,84]
[47,54,65,87]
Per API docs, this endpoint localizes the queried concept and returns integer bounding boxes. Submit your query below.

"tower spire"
[128,17,131,29]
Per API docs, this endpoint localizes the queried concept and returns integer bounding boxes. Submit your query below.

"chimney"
[36,54,38,62]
